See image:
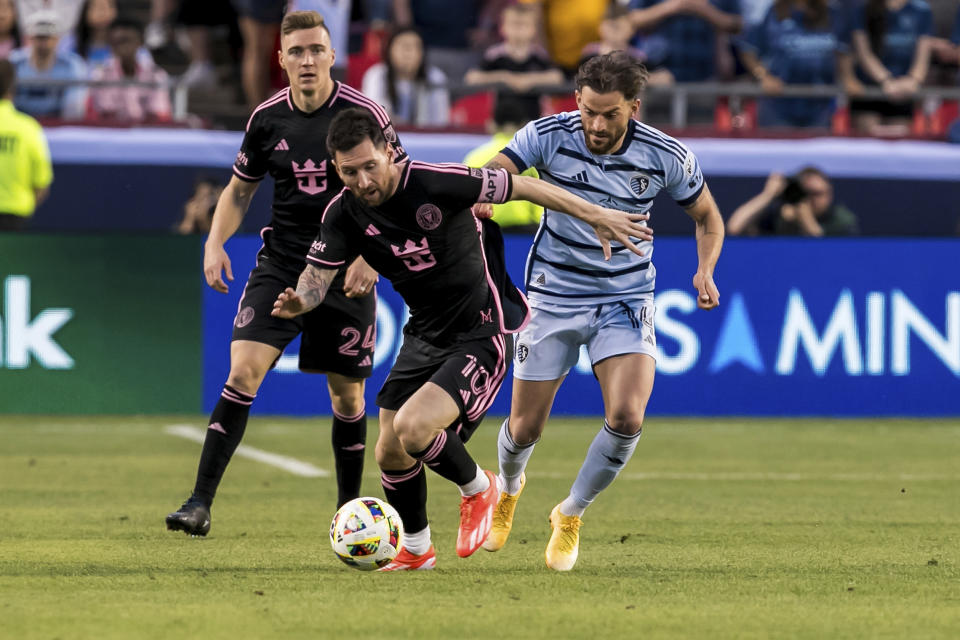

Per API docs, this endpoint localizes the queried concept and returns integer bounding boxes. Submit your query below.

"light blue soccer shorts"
[513,296,657,381]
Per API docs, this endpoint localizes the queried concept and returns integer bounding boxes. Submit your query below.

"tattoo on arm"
[296,264,332,312]
[483,158,505,170]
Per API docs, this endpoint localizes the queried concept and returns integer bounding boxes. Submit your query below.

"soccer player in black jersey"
[165,11,407,537]
[272,108,653,569]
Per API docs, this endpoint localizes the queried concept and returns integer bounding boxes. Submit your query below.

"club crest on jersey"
[416,204,443,230]
[630,173,650,196]
[292,159,327,195]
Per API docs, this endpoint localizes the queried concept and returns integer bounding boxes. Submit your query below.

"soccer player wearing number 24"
[479,52,725,571]
[272,107,652,570]
[166,11,405,537]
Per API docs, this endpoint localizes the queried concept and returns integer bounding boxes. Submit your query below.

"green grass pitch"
[1,416,958,639]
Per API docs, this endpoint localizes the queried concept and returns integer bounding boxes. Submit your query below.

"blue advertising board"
[204,236,960,417]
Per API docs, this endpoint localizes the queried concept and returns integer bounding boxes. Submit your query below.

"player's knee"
[329,388,364,417]
[606,408,645,436]
[507,414,545,446]
[375,434,410,469]
[391,410,432,453]
[226,363,267,395]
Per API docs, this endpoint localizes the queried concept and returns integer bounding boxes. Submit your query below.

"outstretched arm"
[684,184,724,310]
[204,176,260,293]
[509,174,654,260]
[272,264,339,318]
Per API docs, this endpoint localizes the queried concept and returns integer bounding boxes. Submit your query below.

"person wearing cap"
[0,59,53,231]
[8,9,87,120]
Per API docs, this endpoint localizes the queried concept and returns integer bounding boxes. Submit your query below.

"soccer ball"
[329,497,404,571]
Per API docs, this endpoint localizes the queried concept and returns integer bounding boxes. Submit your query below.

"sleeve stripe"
[233,167,265,181]
[306,255,345,267]
[500,147,528,173]
[676,183,705,208]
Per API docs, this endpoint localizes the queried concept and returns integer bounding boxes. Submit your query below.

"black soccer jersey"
[307,163,523,346]
[232,83,406,264]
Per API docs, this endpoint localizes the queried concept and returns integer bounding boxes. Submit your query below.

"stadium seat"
[541,94,578,116]
[450,91,494,127]
[346,29,386,90]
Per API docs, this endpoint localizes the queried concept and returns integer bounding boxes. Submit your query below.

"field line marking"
[163,424,330,478]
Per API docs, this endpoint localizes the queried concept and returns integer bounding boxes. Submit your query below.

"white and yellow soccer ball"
[329,497,404,571]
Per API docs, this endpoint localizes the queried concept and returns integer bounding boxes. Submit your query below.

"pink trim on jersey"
[380,461,423,489]
[321,188,348,224]
[328,81,343,105]
[233,166,265,181]
[409,161,471,176]
[285,87,293,110]
[337,84,390,128]
[245,88,289,131]
[475,217,531,334]
[333,406,366,422]
[306,255,345,267]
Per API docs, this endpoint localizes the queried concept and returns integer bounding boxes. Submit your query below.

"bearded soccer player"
[166,11,406,536]
[481,51,725,570]
[272,107,653,569]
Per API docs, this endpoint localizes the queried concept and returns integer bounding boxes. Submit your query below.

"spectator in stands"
[0,59,53,231]
[361,26,449,126]
[628,0,743,82]
[518,0,609,74]
[849,0,934,137]
[727,167,858,236]
[738,0,859,128]
[233,0,282,108]
[392,0,488,82]
[15,0,84,41]
[175,177,221,234]
[580,4,673,87]
[463,95,542,233]
[146,1,232,90]
[0,0,20,59]
[927,3,958,82]
[71,0,117,68]
[87,18,172,124]
[465,3,564,123]
[9,10,88,119]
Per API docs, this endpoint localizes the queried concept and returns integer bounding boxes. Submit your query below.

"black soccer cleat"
[165,499,211,537]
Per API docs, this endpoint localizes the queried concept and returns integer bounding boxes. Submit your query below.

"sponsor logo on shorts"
[517,343,529,363]
[235,306,255,328]
[416,204,442,230]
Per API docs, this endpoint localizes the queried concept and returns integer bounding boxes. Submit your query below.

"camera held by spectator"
[727,167,859,237]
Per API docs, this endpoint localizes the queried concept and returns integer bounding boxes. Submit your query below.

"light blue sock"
[561,422,641,517]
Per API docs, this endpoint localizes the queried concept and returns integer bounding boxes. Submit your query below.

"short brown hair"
[327,108,387,156]
[0,59,15,98]
[281,10,330,38]
[575,51,648,101]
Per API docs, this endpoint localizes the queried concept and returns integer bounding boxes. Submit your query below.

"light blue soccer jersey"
[501,111,704,305]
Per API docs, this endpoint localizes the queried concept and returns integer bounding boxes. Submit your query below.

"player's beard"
[584,124,626,155]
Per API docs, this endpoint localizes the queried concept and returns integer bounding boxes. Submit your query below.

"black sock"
[191,384,255,508]
[381,462,428,533]
[331,409,367,507]
[408,429,477,486]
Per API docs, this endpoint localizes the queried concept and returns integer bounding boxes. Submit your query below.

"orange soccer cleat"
[456,470,498,558]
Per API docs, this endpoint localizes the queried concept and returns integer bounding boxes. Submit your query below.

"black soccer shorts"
[231,256,376,379]
[377,331,513,442]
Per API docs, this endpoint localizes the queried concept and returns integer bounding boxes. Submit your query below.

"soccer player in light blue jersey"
[478,51,725,571]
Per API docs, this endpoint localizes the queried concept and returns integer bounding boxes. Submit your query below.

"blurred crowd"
[0,0,958,134]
